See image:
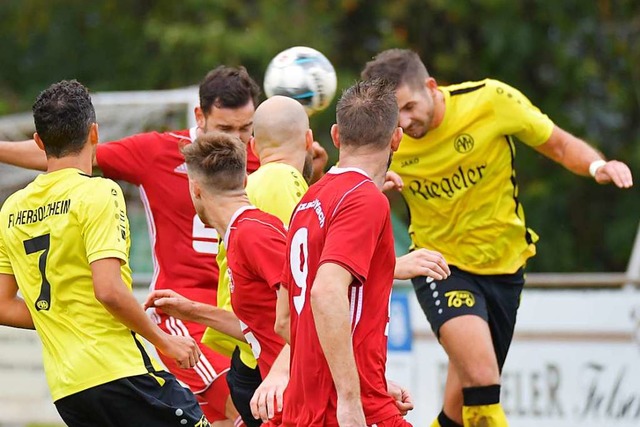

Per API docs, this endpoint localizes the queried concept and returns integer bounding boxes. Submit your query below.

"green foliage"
[0,0,638,271]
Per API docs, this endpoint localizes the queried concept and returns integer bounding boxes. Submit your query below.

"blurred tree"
[0,0,637,271]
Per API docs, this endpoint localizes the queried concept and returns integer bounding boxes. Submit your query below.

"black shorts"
[55,370,209,427]
[226,346,263,427]
[412,266,524,370]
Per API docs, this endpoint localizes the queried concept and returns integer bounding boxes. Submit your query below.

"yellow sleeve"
[79,180,129,264]
[247,166,307,226]
[489,79,554,147]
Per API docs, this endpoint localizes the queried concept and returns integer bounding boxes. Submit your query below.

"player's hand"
[158,334,201,369]
[387,379,414,416]
[594,160,633,188]
[250,366,288,422]
[336,396,367,427]
[382,170,403,192]
[394,249,450,280]
[143,289,196,322]
[311,141,328,184]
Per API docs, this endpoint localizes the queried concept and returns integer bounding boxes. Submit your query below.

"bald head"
[253,95,310,153]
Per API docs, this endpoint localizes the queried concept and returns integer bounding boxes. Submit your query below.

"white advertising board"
[388,288,640,427]
[1,288,639,426]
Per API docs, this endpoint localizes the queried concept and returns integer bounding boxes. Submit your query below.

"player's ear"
[249,137,258,158]
[425,77,438,91]
[88,123,99,147]
[33,132,46,152]
[305,129,314,150]
[194,106,205,130]
[330,124,340,149]
[390,127,403,152]
[188,177,201,200]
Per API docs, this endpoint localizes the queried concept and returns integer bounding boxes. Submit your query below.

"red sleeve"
[96,132,161,185]
[320,188,389,285]
[240,218,288,290]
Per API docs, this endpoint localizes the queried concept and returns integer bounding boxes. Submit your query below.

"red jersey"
[96,128,260,304]
[282,167,399,427]
[224,206,287,379]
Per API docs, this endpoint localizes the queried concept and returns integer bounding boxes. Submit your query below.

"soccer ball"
[263,46,337,116]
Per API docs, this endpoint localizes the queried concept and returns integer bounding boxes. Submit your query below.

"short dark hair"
[361,49,430,91]
[336,79,398,149]
[199,66,261,114]
[32,80,96,158]
[181,131,246,192]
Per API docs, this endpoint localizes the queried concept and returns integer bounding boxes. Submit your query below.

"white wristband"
[589,160,607,177]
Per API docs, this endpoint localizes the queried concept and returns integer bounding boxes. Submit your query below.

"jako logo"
[445,290,475,308]
[454,134,474,153]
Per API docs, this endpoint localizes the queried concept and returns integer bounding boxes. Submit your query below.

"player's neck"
[259,149,305,175]
[203,194,251,239]
[337,152,389,190]
[45,145,93,175]
[431,88,446,130]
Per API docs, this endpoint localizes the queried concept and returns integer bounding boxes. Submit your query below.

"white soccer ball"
[263,46,337,116]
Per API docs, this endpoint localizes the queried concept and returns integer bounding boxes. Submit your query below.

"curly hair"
[32,80,96,158]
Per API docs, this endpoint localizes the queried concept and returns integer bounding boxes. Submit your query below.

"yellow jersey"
[391,79,554,274]
[204,163,307,365]
[0,168,158,401]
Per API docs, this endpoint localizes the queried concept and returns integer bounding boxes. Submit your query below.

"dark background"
[0,0,638,272]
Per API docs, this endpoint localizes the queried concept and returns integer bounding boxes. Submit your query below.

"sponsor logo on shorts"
[445,290,475,308]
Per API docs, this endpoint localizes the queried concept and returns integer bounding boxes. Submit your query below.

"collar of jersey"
[327,166,370,178]
[224,205,258,247]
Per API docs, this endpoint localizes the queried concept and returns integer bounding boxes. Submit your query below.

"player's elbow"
[93,279,124,309]
[309,281,337,313]
[274,315,290,343]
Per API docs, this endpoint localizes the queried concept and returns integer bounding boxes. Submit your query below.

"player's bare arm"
[0,139,103,171]
[274,287,290,343]
[0,139,48,171]
[0,273,35,329]
[250,344,290,423]
[310,262,367,427]
[144,288,245,341]
[394,248,450,280]
[534,126,633,188]
[91,258,201,369]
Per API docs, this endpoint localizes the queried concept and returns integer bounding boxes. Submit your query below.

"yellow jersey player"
[0,80,207,427]
[362,49,633,427]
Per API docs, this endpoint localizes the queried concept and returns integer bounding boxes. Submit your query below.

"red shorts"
[372,414,413,427]
[156,314,232,422]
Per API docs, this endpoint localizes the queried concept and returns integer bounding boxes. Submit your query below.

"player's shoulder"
[233,208,287,244]
[110,128,190,145]
[443,78,512,98]
[75,175,125,201]
[324,168,386,206]
[0,187,25,214]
